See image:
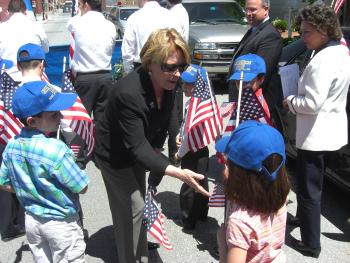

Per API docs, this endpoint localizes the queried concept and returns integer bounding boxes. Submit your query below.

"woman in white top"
[283,4,350,258]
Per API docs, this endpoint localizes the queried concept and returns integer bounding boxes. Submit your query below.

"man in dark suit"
[228,0,283,110]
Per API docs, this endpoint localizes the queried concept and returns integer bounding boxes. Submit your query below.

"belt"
[76,70,110,76]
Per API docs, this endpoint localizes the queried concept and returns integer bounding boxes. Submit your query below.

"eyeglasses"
[160,63,188,73]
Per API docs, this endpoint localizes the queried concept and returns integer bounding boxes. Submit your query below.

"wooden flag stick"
[235,71,244,127]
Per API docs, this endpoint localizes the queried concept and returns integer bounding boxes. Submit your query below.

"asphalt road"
[0,11,349,263]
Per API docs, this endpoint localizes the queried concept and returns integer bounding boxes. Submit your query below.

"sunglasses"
[161,63,188,73]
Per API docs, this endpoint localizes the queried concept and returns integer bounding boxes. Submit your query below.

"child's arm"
[227,247,247,263]
[0,155,15,193]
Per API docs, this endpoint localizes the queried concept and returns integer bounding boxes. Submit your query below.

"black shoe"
[1,228,26,242]
[292,240,321,258]
[148,241,160,250]
[287,214,301,227]
[182,221,195,233]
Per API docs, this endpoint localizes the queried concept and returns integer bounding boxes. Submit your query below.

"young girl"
[216,120,290,263]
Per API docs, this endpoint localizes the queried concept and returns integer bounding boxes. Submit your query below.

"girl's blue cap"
[215,120,285,181]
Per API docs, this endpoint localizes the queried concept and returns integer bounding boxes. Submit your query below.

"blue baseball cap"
[215,120,285,181]
[180,64,207,83]
[12,81,77,119]
[17,43,46,62]
[228,53,266,82]
[0,58,13,69]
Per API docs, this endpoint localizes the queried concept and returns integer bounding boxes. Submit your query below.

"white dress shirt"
[170,3,189,42]
[67,11,116,74]
[0,13,49,81]
[287,43,350,151]
[121,1,181,73]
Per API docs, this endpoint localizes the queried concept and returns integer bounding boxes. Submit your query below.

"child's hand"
[176,134,181,149]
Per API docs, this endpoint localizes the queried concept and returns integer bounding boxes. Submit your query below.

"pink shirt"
[225,201,287,263]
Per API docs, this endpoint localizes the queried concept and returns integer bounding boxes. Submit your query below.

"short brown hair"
[296,4,342,41]
[225,154,290,214]
[140,28,190,72]
[82,0,101,11]
[7,0,26,13]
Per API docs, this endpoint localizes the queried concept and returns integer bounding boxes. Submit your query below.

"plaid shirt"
[0,128,89,219]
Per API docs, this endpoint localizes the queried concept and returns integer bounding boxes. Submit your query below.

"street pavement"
[0,11,350,263]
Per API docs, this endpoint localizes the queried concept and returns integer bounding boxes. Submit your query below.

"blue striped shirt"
[0,128,89,219]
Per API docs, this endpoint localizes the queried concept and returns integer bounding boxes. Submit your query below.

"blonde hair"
[140,28,190,71]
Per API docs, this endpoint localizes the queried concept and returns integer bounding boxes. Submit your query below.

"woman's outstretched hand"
[165,165,211,197]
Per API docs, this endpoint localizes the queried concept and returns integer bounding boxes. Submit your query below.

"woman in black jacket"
[95,28,210,263]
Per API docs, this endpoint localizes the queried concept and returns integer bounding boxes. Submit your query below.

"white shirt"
[121,1,181,73]
[170,3,189,42]
[0,13,49,81]
[287,43,350,151]
[67,11,116,73]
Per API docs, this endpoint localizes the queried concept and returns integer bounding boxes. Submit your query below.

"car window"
[183,2,246,24]
[120,9,137,20]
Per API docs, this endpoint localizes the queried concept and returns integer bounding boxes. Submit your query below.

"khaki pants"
[25,213,86,263]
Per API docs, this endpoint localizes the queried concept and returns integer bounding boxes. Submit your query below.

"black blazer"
[228,20,283,108]
[95,67,178,180]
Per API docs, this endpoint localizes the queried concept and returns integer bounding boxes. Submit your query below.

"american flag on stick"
[208,183,225,208]
[142,190,173,250]
[184,70,223,152]
[60,69,95,156]
[216,87,271,164]
[333,0,346,14]
[0,72,23,144]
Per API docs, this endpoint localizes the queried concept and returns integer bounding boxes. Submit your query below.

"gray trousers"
[97,158,148,263]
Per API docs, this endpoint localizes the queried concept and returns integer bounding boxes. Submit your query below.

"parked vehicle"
[274,27,350,193]
[107,6,139,39]
[182,0,248,80]
[63,1,72,13]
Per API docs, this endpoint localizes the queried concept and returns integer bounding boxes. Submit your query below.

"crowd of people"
[0,0,350,263]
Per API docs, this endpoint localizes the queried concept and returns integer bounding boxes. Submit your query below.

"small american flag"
[60,69,95,156]
[184,70,222,152]
[1,72,19,111]
[0,72,23,145]
[208,183,225,207]
[334,0,346,14]
[219,102,235,118]
[142,190,173,250]
[217,87,271,164]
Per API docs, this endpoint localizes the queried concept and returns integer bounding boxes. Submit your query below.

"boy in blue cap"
[227,53,271,125]
[16,43,46,83]
[0,81,89,263]
[175,64,210,231]
[216,120,290,263]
